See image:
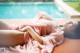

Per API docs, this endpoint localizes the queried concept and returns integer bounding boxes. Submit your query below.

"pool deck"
[54,0,80,18]
[0,18,80,26]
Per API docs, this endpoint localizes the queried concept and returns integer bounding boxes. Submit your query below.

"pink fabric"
[7,20,63,53]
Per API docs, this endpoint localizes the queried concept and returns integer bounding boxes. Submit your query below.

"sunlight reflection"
[22,9,27,15]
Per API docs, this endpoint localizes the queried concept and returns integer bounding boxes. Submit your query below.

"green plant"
[66,2,80,12]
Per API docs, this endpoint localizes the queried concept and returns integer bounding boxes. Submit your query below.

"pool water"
[0,3,68,19]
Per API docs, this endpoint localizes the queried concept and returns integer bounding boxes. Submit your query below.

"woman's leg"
[0,21,25,47]
[0,30,24,47]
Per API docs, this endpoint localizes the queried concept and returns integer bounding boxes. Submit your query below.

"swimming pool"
[0,2,68,19]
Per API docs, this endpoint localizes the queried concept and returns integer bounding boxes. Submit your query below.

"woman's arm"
[20,26,43,44]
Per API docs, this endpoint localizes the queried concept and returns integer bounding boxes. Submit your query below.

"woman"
[0,12,64,53]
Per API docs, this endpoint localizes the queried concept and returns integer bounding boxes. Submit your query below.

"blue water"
[0,3,68,19]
